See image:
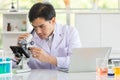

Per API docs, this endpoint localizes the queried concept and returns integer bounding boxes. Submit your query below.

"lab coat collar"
[51,23,64,50]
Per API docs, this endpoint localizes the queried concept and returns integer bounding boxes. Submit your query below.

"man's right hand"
[17,33,30,45]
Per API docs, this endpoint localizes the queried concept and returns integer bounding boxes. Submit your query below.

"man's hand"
[17,33,30,44]
[30,47,57,66]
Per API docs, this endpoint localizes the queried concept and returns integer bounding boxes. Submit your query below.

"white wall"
[75,12,120,55]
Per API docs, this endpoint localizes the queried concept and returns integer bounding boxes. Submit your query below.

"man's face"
[32,17,55,39]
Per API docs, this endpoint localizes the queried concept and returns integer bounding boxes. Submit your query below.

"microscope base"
[13,57,31,73]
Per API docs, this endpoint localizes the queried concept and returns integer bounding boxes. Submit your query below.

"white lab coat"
[28,23,82,71]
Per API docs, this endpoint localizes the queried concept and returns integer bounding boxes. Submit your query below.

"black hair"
[29,2,56,22]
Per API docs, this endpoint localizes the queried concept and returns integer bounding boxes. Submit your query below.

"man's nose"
[36,28,42,34]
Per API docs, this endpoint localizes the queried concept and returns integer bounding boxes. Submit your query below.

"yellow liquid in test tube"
[113,67,120,76]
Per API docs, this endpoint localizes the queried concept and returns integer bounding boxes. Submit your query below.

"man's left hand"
[30,47,57,66]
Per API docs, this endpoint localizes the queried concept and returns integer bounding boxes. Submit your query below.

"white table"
[0,69,117,80]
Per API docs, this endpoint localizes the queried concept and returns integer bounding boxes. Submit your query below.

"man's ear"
[51,17,56,24]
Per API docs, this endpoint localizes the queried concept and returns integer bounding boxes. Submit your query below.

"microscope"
[10,29,34,73]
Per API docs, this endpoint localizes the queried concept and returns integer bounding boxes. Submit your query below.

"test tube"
[5,58,11,73]
[0,58,3,74]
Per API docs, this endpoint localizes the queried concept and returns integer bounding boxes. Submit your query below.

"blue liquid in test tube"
[5,58,11,73]
[0,58,3,74]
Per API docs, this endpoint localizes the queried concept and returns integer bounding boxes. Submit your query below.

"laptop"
[68,47,112,73]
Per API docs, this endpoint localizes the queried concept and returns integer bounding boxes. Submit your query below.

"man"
[17,2,81,71]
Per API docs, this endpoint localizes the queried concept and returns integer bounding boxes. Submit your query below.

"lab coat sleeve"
[56,27,82,71]
[56,56,70,72]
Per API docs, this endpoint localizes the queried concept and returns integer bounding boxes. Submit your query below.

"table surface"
[0,69,118,80]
